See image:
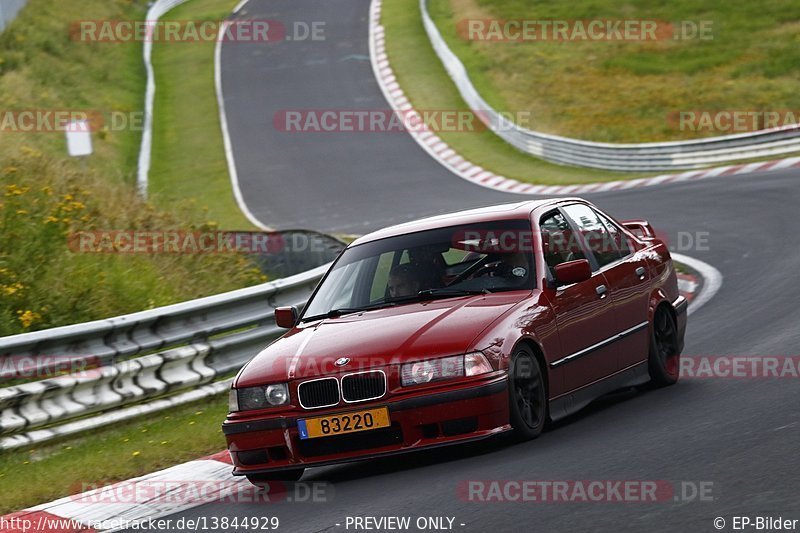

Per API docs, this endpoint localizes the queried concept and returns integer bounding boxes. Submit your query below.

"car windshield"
[301,219,535,321]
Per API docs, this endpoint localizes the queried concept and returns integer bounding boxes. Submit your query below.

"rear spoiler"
[621,219,656,239]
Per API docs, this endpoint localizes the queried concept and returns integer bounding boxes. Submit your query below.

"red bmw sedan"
[223,199,687,484]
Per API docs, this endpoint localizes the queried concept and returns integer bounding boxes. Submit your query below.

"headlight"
[464,352,493,376]
[265,383,289,405]
[401,352,492,386]
[229,383,290,411]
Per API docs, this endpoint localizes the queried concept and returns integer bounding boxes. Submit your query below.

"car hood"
[235,292,528,386]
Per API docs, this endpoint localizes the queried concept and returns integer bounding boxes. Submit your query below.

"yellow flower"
[4,184,27,197]
[44,216,60,224]
[132,451,140,457]
[16,210,28,215]
[17,310,41,328]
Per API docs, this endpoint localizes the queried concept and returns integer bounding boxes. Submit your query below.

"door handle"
[635,266,646,280]
[596,284,608,299]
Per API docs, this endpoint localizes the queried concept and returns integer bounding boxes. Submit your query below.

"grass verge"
[149,0,254,230]
[0,393,228,514]
[427,0,800,143]
[381,0,645,185]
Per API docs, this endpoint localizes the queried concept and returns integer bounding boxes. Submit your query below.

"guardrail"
[419,0,800,172]
[0,264,329,451]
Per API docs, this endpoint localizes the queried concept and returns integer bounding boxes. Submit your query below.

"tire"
[648,305,680,386]
[508,345,548,440]
[246,468,305,488]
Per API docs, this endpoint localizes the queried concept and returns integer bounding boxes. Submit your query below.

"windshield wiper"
[300,302,398,323]
[417,288,490,298]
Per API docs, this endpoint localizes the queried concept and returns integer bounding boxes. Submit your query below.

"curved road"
[144,0,800,531]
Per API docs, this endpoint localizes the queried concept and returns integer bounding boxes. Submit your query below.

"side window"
[562,204,622,269]
[595,211,632,258]
[539,211,586,278]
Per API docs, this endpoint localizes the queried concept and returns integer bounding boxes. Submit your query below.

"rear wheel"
[246,468,305,488]
[508,346,547,440]
[648,306,680,386]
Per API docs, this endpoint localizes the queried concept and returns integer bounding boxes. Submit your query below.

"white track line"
[671,253,723,316]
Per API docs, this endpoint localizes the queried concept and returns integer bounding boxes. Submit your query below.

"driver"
[388,264,422,298]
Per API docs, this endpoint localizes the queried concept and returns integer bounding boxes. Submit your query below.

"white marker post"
[66,120,92,173]
[66,120,92,155]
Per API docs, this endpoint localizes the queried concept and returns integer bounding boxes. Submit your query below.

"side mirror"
[274,306,298,328]
[554,259,592,286]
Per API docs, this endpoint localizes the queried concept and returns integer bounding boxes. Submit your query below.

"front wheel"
[648,306,680,386]
[508,346,547,440]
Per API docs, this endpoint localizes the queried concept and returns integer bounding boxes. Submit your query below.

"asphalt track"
[133,0,800,531]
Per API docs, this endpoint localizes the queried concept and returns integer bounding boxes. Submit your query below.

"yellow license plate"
[297,407,390,440]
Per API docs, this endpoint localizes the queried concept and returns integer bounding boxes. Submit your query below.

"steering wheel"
[447,259,503,286]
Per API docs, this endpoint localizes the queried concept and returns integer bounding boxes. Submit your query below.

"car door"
[594,208,652,369]
[561,204,652,371]
[539,210,619,392]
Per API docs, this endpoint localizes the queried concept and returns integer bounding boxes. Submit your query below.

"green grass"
[382,0,645,184]
[426,0,800,142]
[149,0,254,230]
[0,394,229,514]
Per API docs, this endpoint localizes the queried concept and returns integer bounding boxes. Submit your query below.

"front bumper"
[223,376,510,475]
